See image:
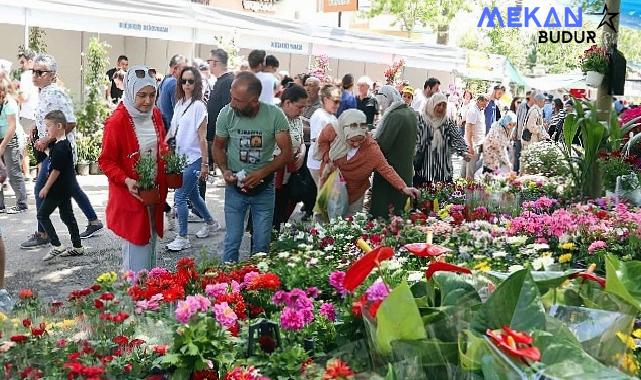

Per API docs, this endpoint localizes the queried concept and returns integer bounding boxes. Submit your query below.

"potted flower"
[164,151,187,189]
[135,152,159,206]
[580,45,608,87]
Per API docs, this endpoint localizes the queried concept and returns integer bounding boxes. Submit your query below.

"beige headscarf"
[328,109,368,161]
[423,93,448,149]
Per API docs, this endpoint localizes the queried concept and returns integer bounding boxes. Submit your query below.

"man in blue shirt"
[484,84,505,134]
[542,94,554,123]
[157,54,187,130]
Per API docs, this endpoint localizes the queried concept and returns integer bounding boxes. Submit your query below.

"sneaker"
[195,221,221,238]
[0,208,5,214]
[61,246,85,257]
[6,205,28,214]
[80,222,104,239]
[43,245,66,262]
[166,236,191,251]
[21,233,50,250]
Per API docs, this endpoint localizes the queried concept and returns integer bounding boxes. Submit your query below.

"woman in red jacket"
[98,65,169,272]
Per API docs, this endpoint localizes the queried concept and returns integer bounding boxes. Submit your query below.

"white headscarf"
[374,85,405,139]
[123,65,157,120]
[423,93,448,127]
[329,109,367,162]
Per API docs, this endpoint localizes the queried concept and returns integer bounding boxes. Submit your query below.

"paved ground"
[2,174,239,301]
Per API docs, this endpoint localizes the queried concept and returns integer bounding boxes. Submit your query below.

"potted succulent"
[135,152,159,206]
[164,151,187,189]
[580,45,608,87]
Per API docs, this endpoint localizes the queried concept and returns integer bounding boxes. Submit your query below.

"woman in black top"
[548,98,567,142]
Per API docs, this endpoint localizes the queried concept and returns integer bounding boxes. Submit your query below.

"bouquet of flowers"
[308,54,332,83]
[580,45,608,74]
[384,59,405,85]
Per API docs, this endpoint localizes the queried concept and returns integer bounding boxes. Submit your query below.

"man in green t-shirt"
[213,71,291,262]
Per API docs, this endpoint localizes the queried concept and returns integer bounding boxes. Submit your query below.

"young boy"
[38,110,84,261]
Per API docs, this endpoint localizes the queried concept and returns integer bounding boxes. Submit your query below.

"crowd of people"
[0,47,638,287]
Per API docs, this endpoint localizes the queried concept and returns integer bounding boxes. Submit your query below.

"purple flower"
[319,303,336,322]
[287,288,313,309]
[175,300,196,324]
[588,240,607,253]
[272,290,288,306]
[243,271,260,287]
[280,307,306,331]
[329,271,348,296]
[306,287,320,299]
[365,282,390,303]
[205,283,229,298]
[213,302,238,328]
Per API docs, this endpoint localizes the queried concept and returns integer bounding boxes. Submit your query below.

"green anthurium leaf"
[563,114,580,151]
[487,269,581,294]
[376,281,428,355]
[432,272,481,307]
[471,269,546,332]
[459,330,488,372]
[390,339,459,365]
[605,254,641,312]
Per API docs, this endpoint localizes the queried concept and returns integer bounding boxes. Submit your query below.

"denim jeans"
[512,140,522,173]
[35,157,98,233]
[0,137,27,209]
[223,179,275,263]
[175,158,214,237]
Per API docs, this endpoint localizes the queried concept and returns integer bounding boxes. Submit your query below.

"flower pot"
[76,163,90,176]
[586,71,604,87]
[89,162,101,175]
[139,188,160,206]
[166,173,183,189]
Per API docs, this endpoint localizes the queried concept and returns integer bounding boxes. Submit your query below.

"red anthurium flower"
[425,261,471,280]
[569,272,605,288]
[343,247,394,292]
[502,326,533,345]
[404,243,451,257]
[486,328,541,362]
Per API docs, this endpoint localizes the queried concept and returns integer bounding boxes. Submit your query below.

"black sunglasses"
[33,70,51,77]
[134,68,157,79]
[180,79,196,85]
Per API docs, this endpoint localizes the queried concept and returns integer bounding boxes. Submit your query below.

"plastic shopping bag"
[314,169,349,220]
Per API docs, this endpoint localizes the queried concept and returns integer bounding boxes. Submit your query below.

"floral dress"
[483,124,512,173]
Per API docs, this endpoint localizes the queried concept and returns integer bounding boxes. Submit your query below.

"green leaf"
[432,272,481,307]
[390,339,459,365]
[487,269,581,294]
[605,254,641,312]
[563,114,580,151]
[376,281,427,355]
[471,269,546,332]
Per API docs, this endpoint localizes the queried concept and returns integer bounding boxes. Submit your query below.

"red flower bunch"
[18,289,34,299]
[68,287,97,301]
[192,370,219,380]
[486,327,541,362]
[19,366,43,379]
[351,294,383,319]
[343,246,394,292]
[244,272,281,291]
[322,358,355,380]
[99,311,129,324]
[384,59,405,85]
[214,292,247,321]
[128,271,185,303]
[10,335,29,343]
[31,322,47,337]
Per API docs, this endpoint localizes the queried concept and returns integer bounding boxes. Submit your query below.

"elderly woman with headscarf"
[317,109,419,217]
[483,111,517,174]
[370,85,417,218]
[414,93,469,186]
[521,92,550,150]
[99,65,169,272]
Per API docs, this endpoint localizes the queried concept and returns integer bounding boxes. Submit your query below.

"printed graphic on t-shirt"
[239,130,263,164]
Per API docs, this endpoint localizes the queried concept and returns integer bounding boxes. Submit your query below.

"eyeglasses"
[134,68,157,79]
[180,79,196,85]
[207,59,220,64]
[33,70,51,77]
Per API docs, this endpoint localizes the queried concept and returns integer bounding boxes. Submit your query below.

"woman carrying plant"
[165,66,220,252]
[317,109,419,217]
[99,65,169,272]
[482,111,517,174]
[414,93,469,185]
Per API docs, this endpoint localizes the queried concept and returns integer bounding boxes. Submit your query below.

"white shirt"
[19,70,39,120]
[36,83,77,162]
[255,72,277,104]
[168,99,208,165]
[307,108,337,171]
[465,104,486,147]
[411,90,426,113]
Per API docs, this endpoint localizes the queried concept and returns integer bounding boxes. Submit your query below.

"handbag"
[167,100,194,153]
[287,169,314,201]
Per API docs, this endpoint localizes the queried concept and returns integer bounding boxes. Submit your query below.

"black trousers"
[37,195,81,248]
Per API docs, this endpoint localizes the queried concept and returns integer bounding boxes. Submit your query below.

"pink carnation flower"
[175,300,196,324]
[205,283,229,298]
[319,303,336,322]
[213,302,238,328]
[588,240,607,253]
[280,307,306,331]
[365,282,390,302]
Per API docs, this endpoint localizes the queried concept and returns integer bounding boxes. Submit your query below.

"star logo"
[593,4,619,32]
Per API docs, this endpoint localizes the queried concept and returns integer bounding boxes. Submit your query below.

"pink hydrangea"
[319,303,336,322]
[206,283,229,298]
[329,271,348,296]
[280,307,306,330]
[365,282,390,302]
[588,240,607,253]
[213,302,238,328]
[272,290,288,306]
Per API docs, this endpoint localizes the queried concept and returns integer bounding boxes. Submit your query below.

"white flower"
[287,262,296,267]
[531,255,554,271]
[324,245,334,251]
[459,246,471,254]
[296,231,305,240]
[506,236,528,246]
[492,251,508,258]
[508,265,525,273]
[291,256,302,263]
[529,243,550,251]
[382,259,402,271]
[407,271,424,282]
[310,257,319,265]
[256,262,269,272]
[253,252,268,258]
[278,252,290,259]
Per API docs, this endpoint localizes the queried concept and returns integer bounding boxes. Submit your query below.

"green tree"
[18,26,47,54]
[368,0,470,44]
[76,37,110,138]
[618,27,641,63]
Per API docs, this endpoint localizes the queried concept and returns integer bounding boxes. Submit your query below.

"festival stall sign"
[239,34,311,55]
[322,0,359,13]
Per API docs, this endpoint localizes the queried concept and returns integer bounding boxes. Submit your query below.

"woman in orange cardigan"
[317,109,419,216]
[99,65,169,272]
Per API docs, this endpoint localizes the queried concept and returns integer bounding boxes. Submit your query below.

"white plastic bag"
[326,169,349,220]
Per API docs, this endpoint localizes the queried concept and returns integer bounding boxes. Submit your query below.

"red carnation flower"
[100,292,115,301]
[90,284,101,292]
[153,345,168,355]
[10,335,29,343]
[113,335,129,346]
[18,289,34,299]
[94,299,105,309]
[22,319,32,328]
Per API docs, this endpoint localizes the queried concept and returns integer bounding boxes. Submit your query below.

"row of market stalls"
[0,0,530,100]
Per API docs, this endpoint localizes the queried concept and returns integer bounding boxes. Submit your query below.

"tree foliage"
[76,37,110,141]
[618,27,641,64]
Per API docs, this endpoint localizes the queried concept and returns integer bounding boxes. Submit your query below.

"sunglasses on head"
[180,79,196,85]
[33,70,51,77]
[134,68,157,79]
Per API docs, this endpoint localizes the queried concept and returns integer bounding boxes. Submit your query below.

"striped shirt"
[415,116,468,183]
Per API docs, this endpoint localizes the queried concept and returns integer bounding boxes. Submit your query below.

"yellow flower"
[633,329,641,339]
[617,331,637,351]
[617,353,640,375]
[97,271,118,284]
[474,261,491,272]
[0,312,6,322]
[528,182,537,189]
[560,242,575,250]
[559,253,573,264]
